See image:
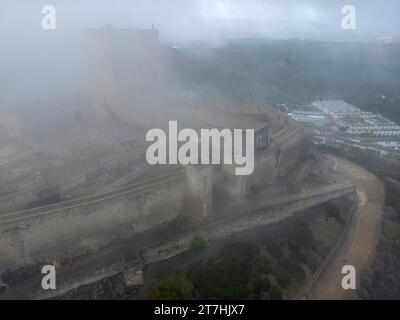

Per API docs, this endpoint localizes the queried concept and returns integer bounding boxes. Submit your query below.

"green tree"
[154,273,194,300]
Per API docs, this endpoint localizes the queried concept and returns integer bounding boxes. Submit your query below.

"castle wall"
[220,164,247,203]
[5,182,356,300]
[0,174,185,270]
[248,127,312,190]
[185,165,213,219]
[0,189,38,214]
[143,183,355,265]
[221,127,312,199]
[0,160,118,214]
[276,127,312,176]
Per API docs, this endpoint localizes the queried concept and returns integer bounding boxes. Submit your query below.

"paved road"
[305,155,384,300]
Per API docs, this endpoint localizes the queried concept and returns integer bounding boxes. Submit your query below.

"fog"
[0,0,399,105]
[1,1,400,301]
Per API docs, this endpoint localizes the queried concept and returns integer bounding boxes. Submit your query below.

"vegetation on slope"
[151,207,346,300]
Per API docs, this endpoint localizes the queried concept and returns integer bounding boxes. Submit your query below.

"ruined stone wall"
[0,174,185,270]
[0,190,37,214]
[200,126,312,206]
[220,165,247,203]
[0,150,139,214]
[276,127,312,176]
[246,127,312,193]
[0,126,313,270]
[143,183,356,265]
[0,168,96,214]
[185,165,213,218]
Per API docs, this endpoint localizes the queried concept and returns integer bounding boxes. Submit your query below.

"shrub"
[326,203,345,225]
[185,243,254,299]
[269,286,283,300]
[383,219,400,241]
[276,257,305,282]
[254,256,272,275]
[252,274,271,298]
[292,223,314,248]
[154,273,194,299]
[189,234,208,250]
[263,236,282,259]
[287,261,305,281]
[275,269,291,288]
[288,240,307,263]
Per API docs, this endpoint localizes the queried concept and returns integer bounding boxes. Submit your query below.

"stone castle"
[0,29,343,298]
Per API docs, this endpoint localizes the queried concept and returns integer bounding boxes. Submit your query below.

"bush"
[288,240,307,263]
[189,234,208,250]
[254,256,272,275]
[278,257,305,281]
[275,269,291,288]
[187,259,251,299]
[292,223,314,248]
[383,219,400,241]
[269,286,283,300]
[154,273,194,299]
[263,237,282,259]
[252,274,271,298]
[326,203,345,225]
[288,262,306,281]
[185,243,255,299]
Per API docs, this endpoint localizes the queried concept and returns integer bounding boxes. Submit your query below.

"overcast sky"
[1,0,399,42]
[1,0,399,105]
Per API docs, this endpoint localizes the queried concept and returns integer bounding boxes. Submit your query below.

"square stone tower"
[86,27,163,127]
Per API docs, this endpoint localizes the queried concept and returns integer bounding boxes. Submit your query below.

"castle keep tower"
[86,27,163,127]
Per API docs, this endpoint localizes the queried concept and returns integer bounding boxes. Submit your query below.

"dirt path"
[305,155,384,300]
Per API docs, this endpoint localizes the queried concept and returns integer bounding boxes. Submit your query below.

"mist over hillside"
[166,40,400,123]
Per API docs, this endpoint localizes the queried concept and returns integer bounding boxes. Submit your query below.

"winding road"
[303,155,384,300]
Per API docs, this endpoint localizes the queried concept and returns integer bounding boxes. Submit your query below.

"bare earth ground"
[305,155,384,300]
